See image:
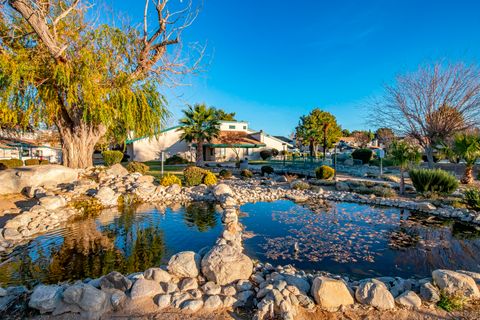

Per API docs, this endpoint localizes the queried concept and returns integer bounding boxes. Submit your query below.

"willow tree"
[0,0,199,168]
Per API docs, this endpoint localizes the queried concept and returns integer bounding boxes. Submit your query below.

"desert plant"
[284,173,298,183]
[183,166,207,186]
[203,171,217,186]
[389,140,421,195]
[351,149,373,164]
[219,169,232,179]
[315,165,335,180]
[102,150,124,166]
[261,165,274,176]
[240,169,253,178]
[126,161,149,174]
[437,291,464,312]
[464,188,480,210]
[0,159,23,169]
[24,159,40,166]
[290,180,310,190]
[260,149,273,160]
[271,148,279,157]
[160,174,182,187]
[409,168,459,196]
[165,154,189,165]
[453,133,480,184]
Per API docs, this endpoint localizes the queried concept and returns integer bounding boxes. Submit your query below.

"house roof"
[273,136,294,144]
[203,131,266,148]
[0,137,61,149]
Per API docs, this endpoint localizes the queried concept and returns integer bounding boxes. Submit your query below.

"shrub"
[219,169,232,179]
[0,159,23,170]
[369,158,395,167]
[315,165,335,180]
[291,180,310,190]
[24,159,40,166]
[160,174,182,187]
[203,171,217,186]
[102,150,123,166]
[351,149,373,164]
[464,188,480,210]
[261,165,274,176]
[184,166,207,186]
[39,159,49,165]
[260,149,272,160]
[126,161,149,174]
[240,169,253,178]
[271,148,279,157]
[409,168,459,196]
[165,154,189,165]
[437,292,464,312]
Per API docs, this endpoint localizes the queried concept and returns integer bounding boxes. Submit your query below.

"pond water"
[0,202,223,287]
[240,200,480,279]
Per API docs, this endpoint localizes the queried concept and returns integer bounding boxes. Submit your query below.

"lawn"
[143,161,188,180]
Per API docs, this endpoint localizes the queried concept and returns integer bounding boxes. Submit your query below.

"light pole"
[282,143,286,167]
[334,143,338,181]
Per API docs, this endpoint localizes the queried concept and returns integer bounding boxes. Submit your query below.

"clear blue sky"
[106,0,480,136]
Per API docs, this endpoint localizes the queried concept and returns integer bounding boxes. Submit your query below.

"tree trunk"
[461,165,474,184]
[57,122,106,169]
[425,145,435,169]
[196,141,204,166]
[309,141,314,158]
[399,168,405,195]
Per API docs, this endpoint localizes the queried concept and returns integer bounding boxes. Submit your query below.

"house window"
[243,126,246,129]
[245,148,250,156]
[210,148,214,156]
[229,125,235,129]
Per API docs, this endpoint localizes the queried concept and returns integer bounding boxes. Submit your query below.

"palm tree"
[179,104,220,166]
[453,133,480,184]
[389,140,421,195]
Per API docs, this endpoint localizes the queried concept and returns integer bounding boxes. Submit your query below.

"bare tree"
[372,62,480,168]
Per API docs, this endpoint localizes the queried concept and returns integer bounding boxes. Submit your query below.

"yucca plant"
[453,133,480,184]
[409,168,459,196]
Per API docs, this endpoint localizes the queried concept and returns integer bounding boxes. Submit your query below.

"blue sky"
[106,0,480,136]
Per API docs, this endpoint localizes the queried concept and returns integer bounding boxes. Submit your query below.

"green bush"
[240,169,253,178]
[409,168,459,196]
[126,161,149,174]
[315,165,335,180]
[291,180,310,190]
[0,159,23,170]
[102,150,123,166]
[437,292,464,312]
[184,166,207,186]
[160,174,182,187]
[464,188,480,210]
[203,171,218,186]
[261,165,274,176]
[369,157,395,167]
[260,150,272,160]
[351,149,373,164]
[165,154,189,165]
[39,159,49,165]
[271,148,279,157]
[219,169,232,179]
[24,159,40,166]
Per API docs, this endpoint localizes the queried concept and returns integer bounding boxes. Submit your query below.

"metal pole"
[334,144,337,181]
[161,151,164,177]
[380,157,383,176]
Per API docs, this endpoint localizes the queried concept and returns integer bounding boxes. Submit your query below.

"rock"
[204,295,223,310]
[179,278,198,291]
[213,184,233,198]
[78,285,107,312]
[202,282,221,295]
[276,175,288,183]
[39,196,66,210]
[201,245,253,285]
[181,299,203,312]
[432,269,480,299]
[395,291,421,309]
[222,296,237,308]
[130,278,162,299]
[144,268,172,283]
[166,184,181,195]
[420,282,440,303]
[154,294,171,309]
[311,276,354,311]
[28,285,62,314]
[0,288,6,297]
[222,285,236,296]
[335,181,350,191]
[343,159,354,166]
[106,164,129,177]
[283,275,310,293]
[168,251,201,278]
[417,202,436,211]
[95,186,119,207]
[63,284,84,305]
[100,271,132,291]
[355,279,395,310]
[236,279,253,292]
[457,270,480,285]
[236,290,254,302]
[109,290,126,311]
[137,175,155,184]
[172,292,191,308]
[285,193,308,202]
[0,165,78,195]
[3,228,22,241]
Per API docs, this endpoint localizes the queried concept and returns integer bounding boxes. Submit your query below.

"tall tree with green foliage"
[375,127,395,148]
[213,108,236,121]
[295,109,342,158]
[453,133,480,184]
[178,104,220,165]
[389,140,421,195]
[1,0,199,168]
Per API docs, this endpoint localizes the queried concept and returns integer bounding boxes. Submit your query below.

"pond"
[0,202,223,287]
[240,200,480,279]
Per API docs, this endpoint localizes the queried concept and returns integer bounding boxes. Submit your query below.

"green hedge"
[315,165,335,180]
[40,159,49,165]
[0,159,23,170]
[165,154,189,165]
[102,150,123,166]
[184,166,207,186]
[261,165,274,176]
[260,150,272,160]
[409,168,458,196]
[219,169,232,179]
[351,149,373,164]
[125,161,149,174]
[24,159,40,166]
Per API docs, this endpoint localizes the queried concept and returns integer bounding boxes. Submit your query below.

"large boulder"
[100,271,132,291]
[168,251,201,278]
[311,276,354,311]
[201,244,253,285]
[28,285,62,314]
[395,290,421,309]
[0,165,78,195]
[105,164,129,177]
[432,269,480,299]
[39,195,67,210]
[130,278,162,299]
[355,279,395,310]
[212,184,233,199]
[95,186,120,207]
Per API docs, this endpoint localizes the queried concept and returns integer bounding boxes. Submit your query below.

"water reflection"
[0,202,222,287]
[240,200,480,279]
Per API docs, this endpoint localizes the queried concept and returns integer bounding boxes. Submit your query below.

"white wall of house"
[219,121,249,132]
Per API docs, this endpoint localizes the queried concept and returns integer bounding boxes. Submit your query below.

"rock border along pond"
[0,164,479,319]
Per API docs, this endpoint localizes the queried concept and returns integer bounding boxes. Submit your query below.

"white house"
[0,131,62,163]
[126,120,293,162]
